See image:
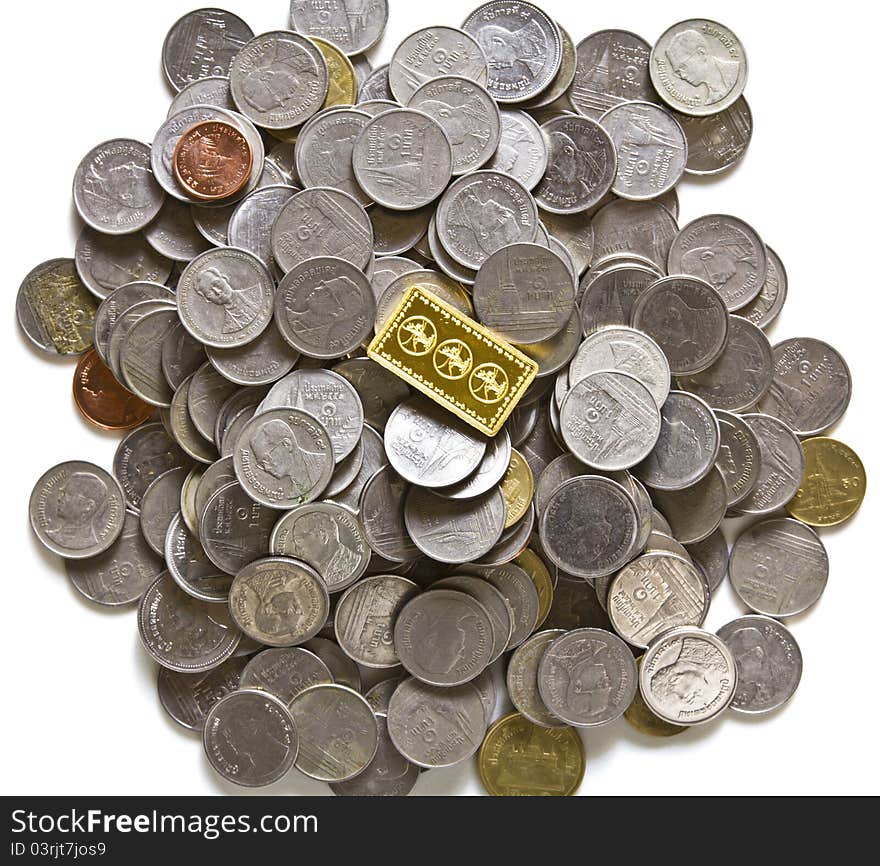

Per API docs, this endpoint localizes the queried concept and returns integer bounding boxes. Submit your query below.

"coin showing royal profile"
[560,371,661,471]
[138,572,241,672]
[275,256,375,359]
[334,575,419,668]
[387,678,486,768]
[608,553,708,648]
[177,247,274,348]
[729,518,828,618]
[271,502,370,593]
[30,461,126,560]
[650,19,747,116]
[203,689,297,787]
[537,628,638,727]
[229,556,329,647]
[639,626,737,725]
[787,437,866,527]
[239,647,333,705]
[289,684,379,782]
[535,114,617,214]
[394,588,494,686]
[433,575,512,664]
[716,615,802,714]
[158,656,249,731]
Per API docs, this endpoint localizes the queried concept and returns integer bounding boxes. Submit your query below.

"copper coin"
[172,120,253,201]
[73,349,154,431]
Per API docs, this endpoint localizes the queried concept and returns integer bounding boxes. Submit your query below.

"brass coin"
[514,547,553,629]
[312,37,357,109]
[478,712,585,796]
[73,349,154,431]
[786,437,866,526]
[501,448,534,528]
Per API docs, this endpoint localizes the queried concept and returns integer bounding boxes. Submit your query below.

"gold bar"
[367,286,539,437]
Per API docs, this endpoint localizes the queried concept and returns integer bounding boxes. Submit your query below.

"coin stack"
[19,2,866,796]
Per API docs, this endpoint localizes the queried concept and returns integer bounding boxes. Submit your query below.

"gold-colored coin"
[311,37,357,109]
[786,437,866,526]
[514,547,553,629]
[478,712,585,796]
[624,657,687,738]
[501,448,534,528]
[367,286,538,437]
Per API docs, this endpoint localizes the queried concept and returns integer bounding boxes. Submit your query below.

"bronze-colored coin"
[312,37,357,109]
[73,349,154,430]
[478,712,585,796]
[501,448,534,529]
[172,120,253,201]
[786,437,866,526]
[514,547,553,629]
[623,656,687,738]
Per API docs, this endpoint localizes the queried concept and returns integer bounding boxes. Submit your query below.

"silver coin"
[639,626,737,725]
[73,138,164,234]
[90,282,171,368]
[107,299,175,382]
[535,113,619,212]
[364,677,404,714]
[165,510,232,602]
[352,108,453,210]
[540,211,594,275]
[351,53,372,89]
[359,465,420,562]
[389,26,488,103]
[240,646,333,704]
[730,517,828,617]
[435,429,511,500]
[75,227,173,300]
[192,455,236,524]
[334,574,419,667]
[203,688,297,787]
[333,358,410,432]
[408,76,500,176]
[275,256,375,359]
[462,1,562,104]
[161,320,207,390]
[480,111,545,192]
[177,247,274,348]
[113,421,192,512]
[139,466,189,555]
[519,401,563,479]
[229,556,329,647]
[370,206,432,257]
[303,637,362,691]
[289,683,379,782]
[631,276,729,375]
[258,368,364,463]
[289,0,387,55]
[504,401,539,449]
[322,433,366,498]
[271,186,373,272]
[205,322,299,387]
[472,243,574,344]
[190,200,232,247]
[677,316,773,411]
[578,264,659,334]
[684,528,728,594]
[394,589,493,686]
[330,714,420,797]
[560,371,661,471]
[677,96,752,175]
[199,480,275,573]
[598,101,687,200]
[295,108,371,205]
[518,310,582,379]
[568,29,655,117]
[608,553,708,648]
[506,629,566,728]
[384,395,487,488]
[533,452,587,518]
[374,267,471,331]
[220,406,257,457]
[466,562,541,650]
[119,307,178,407]
[233,407,334,509]
[330,425,388,514]
[66,508,163,605]
[271,502,370,593]
[650,19,748,117]
[737,246,787,330]
[735,413,805,515]
[543,574,612,632]
[433,575,512,665]
[522,22,576,109]
[539,475,637,579]
[229,30,328,131]
[651,509,672,536]
[713,409,761,506]
[369,255,419,302]
[167,75,235,115]
[227,185,298,268]
[359,63,392,101]
[537,627,637,727]
[404,486,506,564]
[633,390,720,491]
[756,338,852,437]
[590,199,678,271]
[169,376,221,465]
[387,678,485,767]
[475,502,535,567]
[138,572,241,671]
[716,615,803,714]
[144,198,211,262]
[158,655,248,731]
[162,8,253,91]
[650,465,728,544]
[187,362,239,441]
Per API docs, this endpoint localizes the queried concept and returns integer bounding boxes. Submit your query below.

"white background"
[3,0,878,796]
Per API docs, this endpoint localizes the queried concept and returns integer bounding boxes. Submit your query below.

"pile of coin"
[20,2,866,796]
